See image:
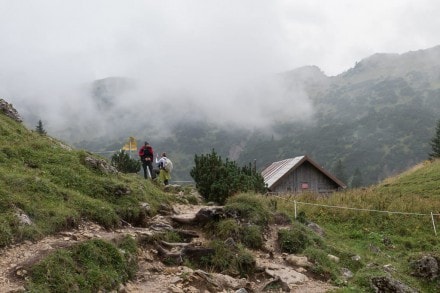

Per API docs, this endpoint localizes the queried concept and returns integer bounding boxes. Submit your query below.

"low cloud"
[1,0,438,142]
[23,74,315,142]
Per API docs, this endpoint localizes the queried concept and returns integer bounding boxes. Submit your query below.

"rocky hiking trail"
[0,203,336,293]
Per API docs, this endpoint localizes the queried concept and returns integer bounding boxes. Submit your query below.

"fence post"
[294,200,297,219]
[431,212,437,236]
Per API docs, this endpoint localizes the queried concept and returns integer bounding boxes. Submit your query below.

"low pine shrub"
[190,150,265,204]
[111,150,141,173]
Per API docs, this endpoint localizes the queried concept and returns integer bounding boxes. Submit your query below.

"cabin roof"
[261,155,346,190]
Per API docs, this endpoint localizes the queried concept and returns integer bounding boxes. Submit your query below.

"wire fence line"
[272,195,439,235]
[296,201,440,216]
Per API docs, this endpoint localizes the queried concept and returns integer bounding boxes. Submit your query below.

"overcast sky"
[1,0,439,138]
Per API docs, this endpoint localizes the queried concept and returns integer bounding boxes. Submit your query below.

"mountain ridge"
[240,45,440,185]
[7,45,440,186]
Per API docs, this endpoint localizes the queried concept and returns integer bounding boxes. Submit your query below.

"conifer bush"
[190,149,266,204]
[111,150,141,173]
[429,119,440,158]
[35,119,47,135]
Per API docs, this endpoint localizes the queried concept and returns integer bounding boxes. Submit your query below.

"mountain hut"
[261,155,346,194]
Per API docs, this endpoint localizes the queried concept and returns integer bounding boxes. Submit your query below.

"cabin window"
[301,182,309,189]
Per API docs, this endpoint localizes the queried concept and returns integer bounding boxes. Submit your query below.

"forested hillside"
[243,45,440,185]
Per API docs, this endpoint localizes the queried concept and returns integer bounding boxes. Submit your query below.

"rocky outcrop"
[285,255,312,268]
[0,98,22,123]
[15,208,32,225]
[307,222,325,237]
[257,258,309,291]
[83,155,118,174]
[371,276,418,293]
[411,255,439,280]
[171,206,230,225]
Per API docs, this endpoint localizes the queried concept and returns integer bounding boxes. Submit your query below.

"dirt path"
[0,204,336,292]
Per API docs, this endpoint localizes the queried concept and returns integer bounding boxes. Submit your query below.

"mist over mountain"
[6,45,440,185]
[253,45,440,185]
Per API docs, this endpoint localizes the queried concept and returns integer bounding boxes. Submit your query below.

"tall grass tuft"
[26,237,138,292]
[224,193,271,226]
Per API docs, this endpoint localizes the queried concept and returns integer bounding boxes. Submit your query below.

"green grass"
[269,160,440,292]
[277,222,324,254]
[214,218,264,249]
[26,237,138,292]
[0,112,178,291]
[224,193,271,226]
[200,240,256,277]
[214,160,440,292]
[0,114,174,246]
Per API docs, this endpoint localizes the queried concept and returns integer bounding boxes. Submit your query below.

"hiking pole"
[431,212,437,236]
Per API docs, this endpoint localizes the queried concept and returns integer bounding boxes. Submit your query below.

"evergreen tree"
[35,120,47,135]
[111,150,141,173]
[351,168,363,188]
[190,149,266,204]
[429,119,440,159]
[333,159,347,185]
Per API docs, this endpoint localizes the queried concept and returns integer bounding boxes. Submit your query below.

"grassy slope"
[203,157,440,292]
[0,113,171,247]
[273,160,440,291]
[3,110,440,291]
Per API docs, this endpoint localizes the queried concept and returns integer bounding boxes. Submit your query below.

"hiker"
[138,141,154,179]
[155,152,172,185]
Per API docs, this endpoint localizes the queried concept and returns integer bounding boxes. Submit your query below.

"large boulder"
[371,276,418,293]
[0,99,22,122]
[285,255,312,268]
[256,259,309,290]
[410,255,439,280]
[307,222,325,237]
[194,207,229,224]
[171,206,229,225]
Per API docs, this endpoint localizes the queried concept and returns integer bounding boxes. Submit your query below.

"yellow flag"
[122,136,137,151]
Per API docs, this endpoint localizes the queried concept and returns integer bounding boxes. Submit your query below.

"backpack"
[164,157,173,172]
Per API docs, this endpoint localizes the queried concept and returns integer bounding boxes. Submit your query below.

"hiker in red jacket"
[138,141,154,179]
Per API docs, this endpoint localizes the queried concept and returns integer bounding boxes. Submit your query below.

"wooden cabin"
[261,155,346,194]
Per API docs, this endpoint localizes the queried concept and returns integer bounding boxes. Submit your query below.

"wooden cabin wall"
[272,162,339,193]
